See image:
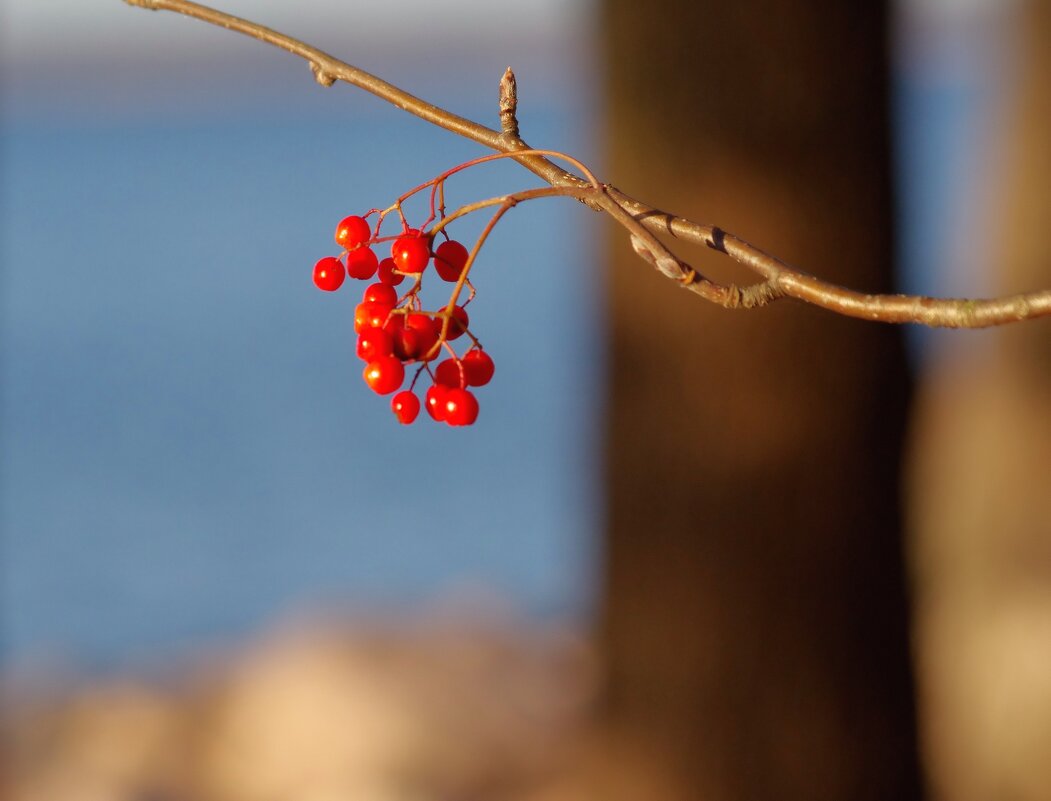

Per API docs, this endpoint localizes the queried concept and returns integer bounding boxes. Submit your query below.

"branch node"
[499,67,520,139]
[739,281,783,308]
[310,62,336,87]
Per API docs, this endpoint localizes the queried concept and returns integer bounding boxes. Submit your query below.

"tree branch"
[124,0,1051,328]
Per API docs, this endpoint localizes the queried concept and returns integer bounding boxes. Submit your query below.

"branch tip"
[499,67,520,139]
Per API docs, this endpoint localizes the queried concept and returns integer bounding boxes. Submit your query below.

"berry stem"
[429,185,590,237]
[420,149,601,222]
[408,363,428,392]
[386,149,601,235]
[439,199,513,340]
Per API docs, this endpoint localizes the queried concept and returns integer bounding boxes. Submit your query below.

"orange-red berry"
[335,215,371,250]
[434,358,464,388]
[354,301,392,333]
[356,327,393,362]
[391,390,420,424]
[346,246,379,280]
[434,239,469,282]
[377,257,405,287]
[425,384,449,421]
[446,305,469,341]
[406,313,440,360]
[362,283,398,307]
[444,388,479,426]
[462,349,494,386]
[391,232,431,274]
[363,356,404,395]
[312,256,345,292]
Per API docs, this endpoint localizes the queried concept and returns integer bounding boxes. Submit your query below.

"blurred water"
[0,98,602,671]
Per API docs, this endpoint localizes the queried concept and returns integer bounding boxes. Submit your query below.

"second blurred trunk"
[909,3,1051,799]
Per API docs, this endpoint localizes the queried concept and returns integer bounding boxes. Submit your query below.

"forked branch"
[125,0,1051,328]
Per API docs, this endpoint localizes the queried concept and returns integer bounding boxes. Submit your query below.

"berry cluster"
[312,214,494,426]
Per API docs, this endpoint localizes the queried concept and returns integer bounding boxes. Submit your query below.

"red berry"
[425,384,449,421]
[356,327,393,362]
[434,358,464,388]
[363,356,404,395]
[401,311,435,330]
[391,232,431,274]
[391,326,422,361]
[346,246,379,280]
[407,313,440,360]
[384,316,426,360]
[405,312,430,330]
[391,390,420,424]
[377,257,405,287]
[433,239,470,282]
[444,306,469,341]
[354,301,392,333]
[335,215,372,250]
[444,388,479,426]
[462,349,495,386]
[312,256,345,292]
[363,283,398,307]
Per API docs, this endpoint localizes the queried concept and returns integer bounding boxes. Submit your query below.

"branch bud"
[499,67,519,138]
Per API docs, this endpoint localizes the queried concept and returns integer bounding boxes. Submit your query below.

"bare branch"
[124,0,1051,328]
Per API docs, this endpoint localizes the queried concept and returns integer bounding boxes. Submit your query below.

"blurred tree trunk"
[909,2,1051,799]
[597,2,921,800]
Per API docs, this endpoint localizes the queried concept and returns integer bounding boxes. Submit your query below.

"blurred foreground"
[4,615,600,801]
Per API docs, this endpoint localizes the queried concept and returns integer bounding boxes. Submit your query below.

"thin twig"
[125,0,1051,328]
